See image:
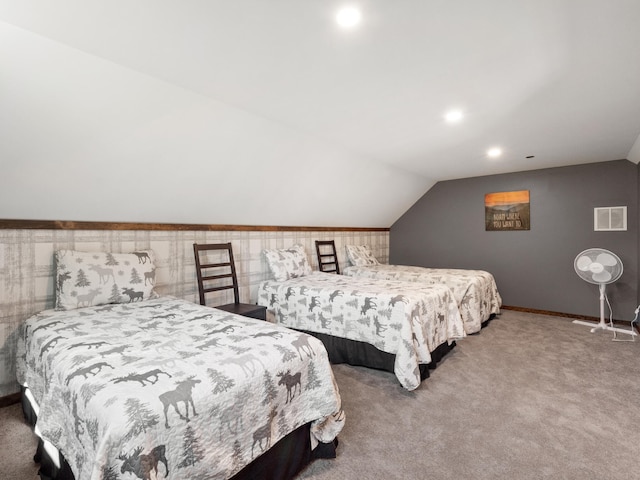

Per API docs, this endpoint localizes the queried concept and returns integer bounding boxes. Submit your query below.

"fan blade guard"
[574,248,623,285]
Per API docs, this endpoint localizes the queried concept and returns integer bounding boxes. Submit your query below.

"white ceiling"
[1,1,639,226]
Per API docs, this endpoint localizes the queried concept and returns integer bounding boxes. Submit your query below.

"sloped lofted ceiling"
[1,1,639,227]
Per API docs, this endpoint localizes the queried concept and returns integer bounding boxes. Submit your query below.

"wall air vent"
[594,206,627,231]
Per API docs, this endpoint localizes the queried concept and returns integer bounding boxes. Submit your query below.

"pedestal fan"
[572,248,637,339]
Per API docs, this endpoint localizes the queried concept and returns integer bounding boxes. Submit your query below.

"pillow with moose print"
[263,244,313,282]
[345,244,380,267]
[55,250,158,310]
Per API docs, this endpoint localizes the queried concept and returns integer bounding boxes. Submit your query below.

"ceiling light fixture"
[336,6,362,29]
[487,147,502,158]
[445,110,463,123]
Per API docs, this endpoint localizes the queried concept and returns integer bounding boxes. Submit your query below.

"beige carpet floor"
[1,310,639,479]
[0,402,39,479]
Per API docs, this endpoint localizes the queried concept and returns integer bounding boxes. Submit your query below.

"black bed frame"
[302,331,455,382]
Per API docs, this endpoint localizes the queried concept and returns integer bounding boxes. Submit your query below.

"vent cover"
[594,206,627,231]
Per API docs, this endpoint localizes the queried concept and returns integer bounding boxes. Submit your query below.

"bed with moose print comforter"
[257,272,465,391]
[16,296,344,480]
[343,265,502,335]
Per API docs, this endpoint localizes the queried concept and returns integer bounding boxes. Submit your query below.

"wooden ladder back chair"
[193,243,266,320]
[315,240,340,274]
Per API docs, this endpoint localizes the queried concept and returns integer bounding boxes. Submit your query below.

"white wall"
[0,21,432,228]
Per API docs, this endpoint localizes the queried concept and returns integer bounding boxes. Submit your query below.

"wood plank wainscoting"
[0,219,390,403]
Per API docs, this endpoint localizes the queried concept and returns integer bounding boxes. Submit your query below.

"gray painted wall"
[390,160,639,320]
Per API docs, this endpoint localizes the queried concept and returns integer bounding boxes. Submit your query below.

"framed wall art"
[485,190,530,231]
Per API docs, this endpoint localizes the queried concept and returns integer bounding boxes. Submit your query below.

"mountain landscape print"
[485,190,530,231]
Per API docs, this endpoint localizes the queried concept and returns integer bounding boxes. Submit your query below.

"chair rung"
[204,285,234,293]
[200,262,232,269]
[202,273,233,281]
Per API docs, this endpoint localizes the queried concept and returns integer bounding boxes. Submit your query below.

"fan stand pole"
[572,284,638,337]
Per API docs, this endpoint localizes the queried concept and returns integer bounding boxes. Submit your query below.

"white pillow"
[263,244,313,282]
[55,250,158,310]
[345,245,380,267]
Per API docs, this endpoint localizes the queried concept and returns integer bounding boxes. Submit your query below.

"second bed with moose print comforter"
[16,296,344,480]
[343,265,502,334]
[258,272,465,391]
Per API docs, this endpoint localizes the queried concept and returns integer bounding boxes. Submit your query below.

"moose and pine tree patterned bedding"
[343,265,502,334]
[257,272,465,391]
[16,296,344,480]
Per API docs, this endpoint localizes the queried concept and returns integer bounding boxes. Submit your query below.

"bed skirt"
[298,330,455,381]
[21,387,337,480]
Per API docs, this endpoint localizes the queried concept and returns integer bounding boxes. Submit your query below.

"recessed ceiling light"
[445,110,463,123]
[487,147,502,158]
[336,6,362,29]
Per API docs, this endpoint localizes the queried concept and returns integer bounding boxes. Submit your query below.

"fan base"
[572,319,637,337]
